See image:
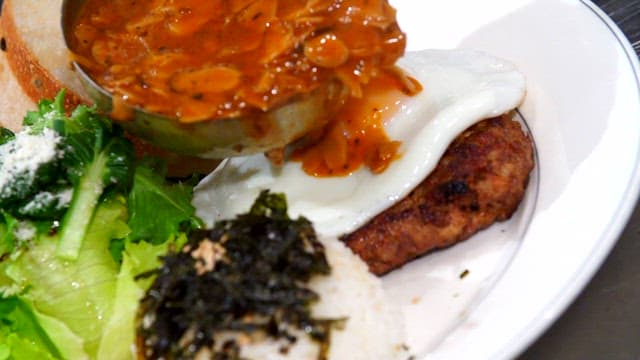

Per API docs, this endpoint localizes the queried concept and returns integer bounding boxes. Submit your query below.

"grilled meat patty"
[342,115,535,275]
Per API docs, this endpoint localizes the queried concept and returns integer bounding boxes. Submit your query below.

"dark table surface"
[521,2,640,359]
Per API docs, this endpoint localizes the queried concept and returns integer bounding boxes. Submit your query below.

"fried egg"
[193,49,526,239]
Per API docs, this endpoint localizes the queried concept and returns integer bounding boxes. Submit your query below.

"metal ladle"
[60,0,338,158]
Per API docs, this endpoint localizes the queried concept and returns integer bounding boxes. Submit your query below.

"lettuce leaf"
[31,308,86,359]
[0,213,19,257]
[0,197,128,357]
[0,167,199,359]
[97,237,185,360]
[0,93,202,358]
[0,336,57,360]
[127,165,201,244]
[0,297,61,360]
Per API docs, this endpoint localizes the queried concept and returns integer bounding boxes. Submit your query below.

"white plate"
[386,0,640,359]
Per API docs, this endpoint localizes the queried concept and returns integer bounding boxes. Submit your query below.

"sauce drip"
[70,0,407,123]
[292,70,422,177]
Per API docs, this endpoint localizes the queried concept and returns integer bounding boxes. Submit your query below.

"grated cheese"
[13,221,36,242]
[20,188,74,213]
[0,128,61,195]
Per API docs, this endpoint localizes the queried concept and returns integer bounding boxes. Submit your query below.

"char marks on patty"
[342,115,534,275]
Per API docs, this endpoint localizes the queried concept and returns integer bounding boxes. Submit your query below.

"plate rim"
[411,0,640,358]
[491,1,640,358]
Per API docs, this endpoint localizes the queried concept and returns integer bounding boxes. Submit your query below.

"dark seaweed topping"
[137,191,339,359]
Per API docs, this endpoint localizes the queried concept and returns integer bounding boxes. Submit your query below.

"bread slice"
[0,0,89,113]
[0,42,35,131]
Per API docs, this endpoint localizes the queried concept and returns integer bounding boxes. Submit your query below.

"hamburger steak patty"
[342,115,535,275]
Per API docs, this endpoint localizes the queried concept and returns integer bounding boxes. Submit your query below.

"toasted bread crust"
[0,50,34,130]
[0,1,35,131]
[0,0,86,111]
[342,116,535,275]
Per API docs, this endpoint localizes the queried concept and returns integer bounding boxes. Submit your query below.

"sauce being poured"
[292,70,421,176]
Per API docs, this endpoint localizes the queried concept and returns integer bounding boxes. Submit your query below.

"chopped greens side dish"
[0,93,201,360]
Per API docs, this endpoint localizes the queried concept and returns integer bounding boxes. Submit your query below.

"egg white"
[193,49,526,238]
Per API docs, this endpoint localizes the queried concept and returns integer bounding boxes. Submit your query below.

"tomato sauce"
[70,0,419,176]
[292,70,421,176]
[70,0,407,122]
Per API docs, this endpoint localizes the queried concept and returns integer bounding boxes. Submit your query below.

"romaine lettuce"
[0,93,202,359]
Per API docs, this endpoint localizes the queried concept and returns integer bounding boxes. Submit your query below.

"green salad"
[0,92,202,359]
[0,93,335,360]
